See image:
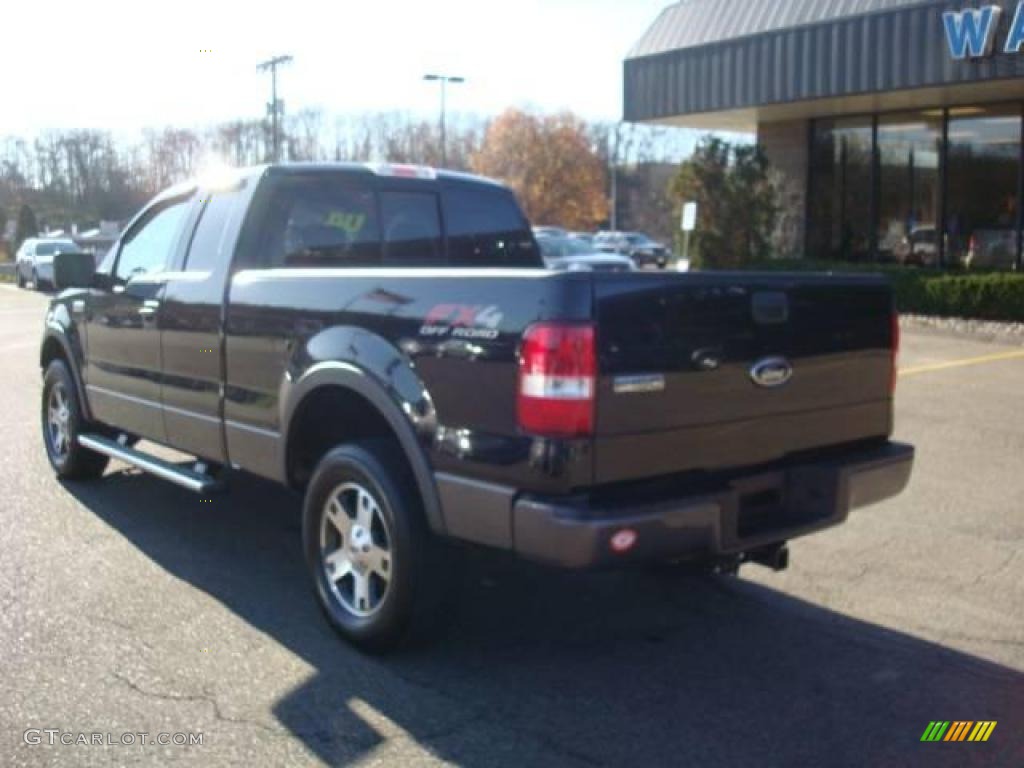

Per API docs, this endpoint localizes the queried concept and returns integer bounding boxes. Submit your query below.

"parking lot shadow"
[64,468,1024,768]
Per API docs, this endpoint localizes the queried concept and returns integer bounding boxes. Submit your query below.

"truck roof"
[154,164,506,207]
[262,162,505,188]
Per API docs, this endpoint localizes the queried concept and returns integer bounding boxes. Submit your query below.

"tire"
[41,360,109,481]
[32,268,40,290]
[16,268,26,288]
[302,440,453,651]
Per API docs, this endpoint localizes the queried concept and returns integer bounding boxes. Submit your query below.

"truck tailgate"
[592,272,895,485]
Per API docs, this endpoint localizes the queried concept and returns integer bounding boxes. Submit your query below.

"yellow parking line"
[901,349,1024,377]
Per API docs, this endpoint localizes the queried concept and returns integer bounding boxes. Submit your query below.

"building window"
[877,111,943,266]
[808,117,874,261]
[945,105,1022,270]
[809,104,1024,270]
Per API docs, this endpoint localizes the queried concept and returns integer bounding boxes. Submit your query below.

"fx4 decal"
[420,304,503,340]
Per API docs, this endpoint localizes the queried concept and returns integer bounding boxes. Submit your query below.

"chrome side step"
[78,433,223,494]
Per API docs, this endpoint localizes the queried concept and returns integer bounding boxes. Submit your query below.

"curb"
[900,314,1024,347]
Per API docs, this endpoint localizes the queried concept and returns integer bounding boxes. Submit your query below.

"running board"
[78,433,223,494]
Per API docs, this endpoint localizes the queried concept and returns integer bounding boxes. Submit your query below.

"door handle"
[138,300,159,318]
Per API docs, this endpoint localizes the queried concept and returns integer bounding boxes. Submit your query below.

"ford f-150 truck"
[39,163,914,649]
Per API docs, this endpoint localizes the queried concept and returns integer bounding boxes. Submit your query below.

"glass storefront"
[946,105,1022,270]
[808,103,1023,270]
[877,111,942,266]
[808,118,874,261]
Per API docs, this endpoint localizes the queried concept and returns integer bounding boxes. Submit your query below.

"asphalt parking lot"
[1,283,1022,767]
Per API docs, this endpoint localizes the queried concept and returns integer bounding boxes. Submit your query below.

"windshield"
[35,241,76,256]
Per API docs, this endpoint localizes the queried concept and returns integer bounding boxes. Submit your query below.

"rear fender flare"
[281,360,445,536]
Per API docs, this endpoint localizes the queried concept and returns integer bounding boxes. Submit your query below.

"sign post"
[680,202,697,271]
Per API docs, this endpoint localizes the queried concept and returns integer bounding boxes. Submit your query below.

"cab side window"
[380,190,443,266]
[251,176,380,268]
[116,199,190,281]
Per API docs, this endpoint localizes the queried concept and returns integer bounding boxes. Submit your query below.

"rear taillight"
[517,323,596,437]
[891,312,900,394]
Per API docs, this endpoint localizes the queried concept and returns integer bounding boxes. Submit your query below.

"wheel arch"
[40,329,92,422]
[282,363,446,536]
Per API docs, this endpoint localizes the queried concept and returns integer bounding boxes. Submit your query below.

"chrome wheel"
[320,482,393,617]
[47,383,72,461]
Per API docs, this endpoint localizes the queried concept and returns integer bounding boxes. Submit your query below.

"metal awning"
[625,0,1024,129]
[629,0,930,57]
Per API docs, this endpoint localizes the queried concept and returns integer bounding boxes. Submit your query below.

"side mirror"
[52,251,96,290]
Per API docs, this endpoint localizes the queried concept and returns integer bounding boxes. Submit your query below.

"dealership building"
[626,0,1024,269]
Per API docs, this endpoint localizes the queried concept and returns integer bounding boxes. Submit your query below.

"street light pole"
[423,74,465,168]
[258,55,293,163]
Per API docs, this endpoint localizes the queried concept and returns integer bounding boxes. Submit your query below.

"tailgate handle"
[752,292,789,325]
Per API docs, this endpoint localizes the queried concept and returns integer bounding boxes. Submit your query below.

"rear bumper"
[439,442,913,569]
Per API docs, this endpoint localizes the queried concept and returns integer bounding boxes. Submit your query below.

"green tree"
[14,204,38,252]
[670,137,778,268]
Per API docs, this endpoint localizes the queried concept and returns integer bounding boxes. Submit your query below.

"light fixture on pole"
[258,55,294,163]
[423,73,465,168]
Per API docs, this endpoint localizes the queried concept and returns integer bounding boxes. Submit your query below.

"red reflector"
[517,323,596,438]
[610,529,638,554]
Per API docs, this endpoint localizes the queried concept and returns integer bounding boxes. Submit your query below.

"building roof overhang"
[626,0,1024,129]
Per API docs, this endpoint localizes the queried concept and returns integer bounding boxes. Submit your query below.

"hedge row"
[742,260,1024,323]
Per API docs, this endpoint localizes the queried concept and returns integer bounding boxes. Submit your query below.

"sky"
[2,0,676,139]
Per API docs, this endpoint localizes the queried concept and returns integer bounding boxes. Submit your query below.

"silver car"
[15,238,77,290]
[537,235,636,272]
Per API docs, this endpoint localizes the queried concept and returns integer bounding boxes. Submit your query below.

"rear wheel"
[41,360,109,480]
[302,441,453,651]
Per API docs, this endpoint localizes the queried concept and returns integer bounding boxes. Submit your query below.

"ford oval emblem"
[750,357,793,389]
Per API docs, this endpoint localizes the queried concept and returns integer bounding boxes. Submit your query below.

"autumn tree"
[471,109,607,230]
[670,136,778,268]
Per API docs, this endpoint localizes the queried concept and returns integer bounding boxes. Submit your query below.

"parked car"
[964,229,1019,270]
[532,226,568,239]
[567,231,595,245]
[893,226,938,267]
[536,234,635,272]
[15,238,78,289]
[40,162,913,650]
[594,231,670,268]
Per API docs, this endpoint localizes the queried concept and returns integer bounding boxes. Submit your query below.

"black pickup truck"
[40,163,914,649]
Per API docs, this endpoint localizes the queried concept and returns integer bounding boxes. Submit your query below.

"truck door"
[85,195,194,443]
[159,185,244,462]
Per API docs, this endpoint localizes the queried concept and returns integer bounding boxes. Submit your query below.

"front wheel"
[302,441,453,651]
[41,360,109,480]
[16,268,26,288]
